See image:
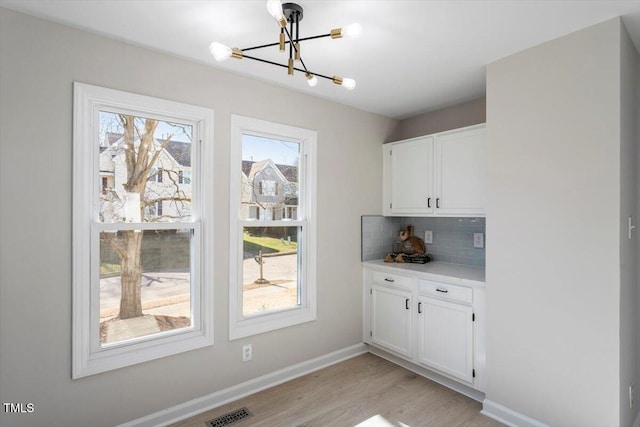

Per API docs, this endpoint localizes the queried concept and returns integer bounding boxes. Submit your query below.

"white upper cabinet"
[384,136,434,215]
[435,126,487,215]
[383,124,486,217]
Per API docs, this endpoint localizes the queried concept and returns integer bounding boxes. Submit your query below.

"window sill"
[229,306,316,340]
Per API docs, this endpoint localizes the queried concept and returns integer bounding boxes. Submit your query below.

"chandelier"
[209,0,361,90]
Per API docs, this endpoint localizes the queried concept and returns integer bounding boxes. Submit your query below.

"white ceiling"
[2,0,639,119]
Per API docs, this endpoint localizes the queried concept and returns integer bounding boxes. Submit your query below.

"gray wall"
[386,97,485,142]
[637,30,640,427]
[637,27,640,426]
[0,9,397,427]
[486,17,638,426]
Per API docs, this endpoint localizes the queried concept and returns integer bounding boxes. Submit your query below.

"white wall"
[620,21,639,427]
[0,8,396,427]
[486,18,635,426]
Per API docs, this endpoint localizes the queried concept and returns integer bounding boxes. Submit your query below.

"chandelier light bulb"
[305,73,318,87]
[341,23,362,38]
[211,3,360,93]
[266,0,285,21]
[209,42,232,62]
[341,78,356,90]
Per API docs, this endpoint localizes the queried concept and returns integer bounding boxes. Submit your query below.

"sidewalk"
[101,254,299,343]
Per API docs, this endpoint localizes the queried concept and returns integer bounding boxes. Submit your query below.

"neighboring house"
[99,132,192,223]
[241,159,298,220]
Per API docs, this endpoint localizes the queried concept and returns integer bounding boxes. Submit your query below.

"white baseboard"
[481,399,549,427]
[118,343,368,427]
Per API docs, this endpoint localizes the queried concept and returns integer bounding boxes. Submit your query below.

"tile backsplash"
[361,215,485,267]
[361,216,403,262]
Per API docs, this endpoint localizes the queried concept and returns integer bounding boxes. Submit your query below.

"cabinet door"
[387,136,434,215]
[371,284,412,358]
[434,126,486,215]
[417,296,473,383]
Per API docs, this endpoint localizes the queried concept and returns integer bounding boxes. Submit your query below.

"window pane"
[99,229,192,346]
[241,134,299,221]
[242,226,300,316]
[98,111,193,223]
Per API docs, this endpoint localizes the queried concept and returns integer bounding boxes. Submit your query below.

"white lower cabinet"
[418,296,473,383]
[371,284,412,358]
[363,267,485,392]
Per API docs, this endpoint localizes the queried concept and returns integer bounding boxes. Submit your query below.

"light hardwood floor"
[170,353,503,427]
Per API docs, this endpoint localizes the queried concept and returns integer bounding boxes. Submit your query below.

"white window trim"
[72,82,214,378]
[229,115,317,340]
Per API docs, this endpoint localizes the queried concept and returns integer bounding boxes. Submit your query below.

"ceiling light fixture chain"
[209,0,360,90]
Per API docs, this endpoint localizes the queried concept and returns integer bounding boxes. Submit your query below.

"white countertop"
[362,259,485,287]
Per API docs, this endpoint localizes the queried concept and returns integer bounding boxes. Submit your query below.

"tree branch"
[143,196,192,206]
[101,232,126,259]
[120,115,136,192]
[139,133,174,183]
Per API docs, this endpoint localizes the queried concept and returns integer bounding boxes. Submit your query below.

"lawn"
[100,232,191,277]
[100,232,298,273]
[243,232,297,257]
[100,263,121,276]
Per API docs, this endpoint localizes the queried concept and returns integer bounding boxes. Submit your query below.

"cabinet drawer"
[372,271,412,290]
[419,280,472,305]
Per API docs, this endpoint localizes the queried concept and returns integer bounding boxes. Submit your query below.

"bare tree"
[103,114,189,319]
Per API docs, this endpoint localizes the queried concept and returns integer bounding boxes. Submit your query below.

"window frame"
[72,82,214,378]
[229,115,317,340]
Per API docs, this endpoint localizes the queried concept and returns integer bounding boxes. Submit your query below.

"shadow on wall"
[386,97,486,142]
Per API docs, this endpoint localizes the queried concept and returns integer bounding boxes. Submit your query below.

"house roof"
[276,164,298,183]
[102,133,191,167]
[162,140,191,167]
[242,160,298,183]
[105,132,122,146]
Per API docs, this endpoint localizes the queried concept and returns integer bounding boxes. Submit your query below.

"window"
[262,180,276,196]
[179,170,191,185]
[73,82,214,378]
[230,115,316,339]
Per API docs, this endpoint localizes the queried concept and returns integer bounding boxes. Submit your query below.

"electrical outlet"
[630,383,634,409]
[473,233,484,249]
[242,344,252,362]
[424,230,433,244]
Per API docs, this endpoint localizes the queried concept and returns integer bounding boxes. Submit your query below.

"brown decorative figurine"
[399,225,426,255]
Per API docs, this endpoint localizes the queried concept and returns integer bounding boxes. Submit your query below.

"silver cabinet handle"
[384,278,394,282]
[436,288,448,293]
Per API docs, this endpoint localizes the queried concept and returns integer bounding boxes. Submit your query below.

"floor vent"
[206,407,253,427]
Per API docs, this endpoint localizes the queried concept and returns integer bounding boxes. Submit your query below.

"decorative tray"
[384,253,431,264]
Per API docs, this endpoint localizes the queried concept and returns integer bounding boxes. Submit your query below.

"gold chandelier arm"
[330,28,342,39]
[231,48,243,59]
[240,33,332,52]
